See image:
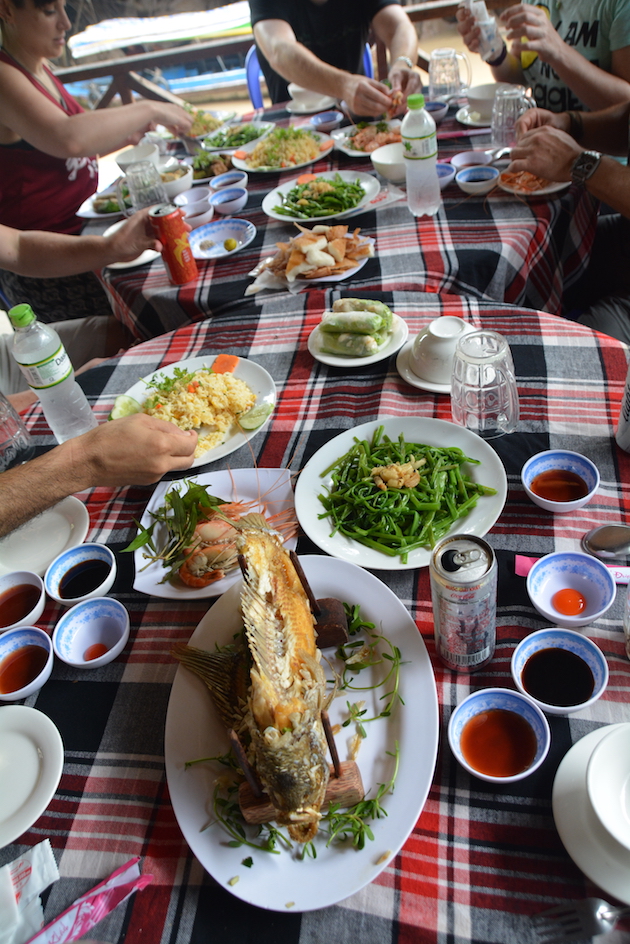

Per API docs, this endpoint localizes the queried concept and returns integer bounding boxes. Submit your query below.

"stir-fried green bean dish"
[318,427,497,562]
[274,174,365,218]
[203,123,264,149]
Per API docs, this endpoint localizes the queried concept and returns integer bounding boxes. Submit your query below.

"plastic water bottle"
[401,93,441,218]
[471,1,503,62]
[8,304,98,443]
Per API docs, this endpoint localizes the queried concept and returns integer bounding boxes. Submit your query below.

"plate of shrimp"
[132,468,298,599]
[498,170,570,197]
[331,119,402,156]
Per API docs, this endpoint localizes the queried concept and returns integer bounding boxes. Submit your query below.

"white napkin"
[0,840,59,944]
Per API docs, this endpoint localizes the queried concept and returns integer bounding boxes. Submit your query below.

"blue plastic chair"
[245,43,374,109]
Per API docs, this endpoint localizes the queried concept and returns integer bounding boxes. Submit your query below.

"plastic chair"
[245,43,374,109]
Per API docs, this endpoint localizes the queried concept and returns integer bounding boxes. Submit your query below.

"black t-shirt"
[248,0,399,103]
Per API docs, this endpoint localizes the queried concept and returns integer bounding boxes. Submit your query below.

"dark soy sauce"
[0,584,41,627]
[522,647,595,706]
[0,645,48,693]
[59,559,111,600]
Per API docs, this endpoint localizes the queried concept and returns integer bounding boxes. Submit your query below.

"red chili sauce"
[460,708,537,778]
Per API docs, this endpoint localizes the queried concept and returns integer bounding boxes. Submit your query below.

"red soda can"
[149,204,198,285]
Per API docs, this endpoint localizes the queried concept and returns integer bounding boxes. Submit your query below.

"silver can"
[616,361,630,453]
[430,534,497,671]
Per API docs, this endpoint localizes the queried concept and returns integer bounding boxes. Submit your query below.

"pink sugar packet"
[515,554,630,584]
[23,858,153,944]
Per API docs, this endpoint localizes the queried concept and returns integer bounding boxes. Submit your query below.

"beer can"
[616,360,630,452]
[430,534,497,671]
[149,204,198,285]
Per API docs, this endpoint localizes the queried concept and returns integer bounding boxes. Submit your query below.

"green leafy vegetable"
[274,173,365,219]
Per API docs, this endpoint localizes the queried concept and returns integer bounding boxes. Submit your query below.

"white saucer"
[286,97,337,115]
[0,706,64,848]
[395,339,451,393]
[456,106,492,129]
[553,723,630,904]
[0,495,89,577]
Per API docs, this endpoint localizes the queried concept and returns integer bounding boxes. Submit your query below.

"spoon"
[582,524,630,560]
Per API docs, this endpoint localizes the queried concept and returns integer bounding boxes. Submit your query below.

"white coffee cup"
[116,143,160,174]
[466,82,511,122]
[410,317,476,384]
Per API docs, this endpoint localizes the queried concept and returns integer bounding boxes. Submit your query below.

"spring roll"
[332,298,393,329]
[319,332,383,357]
[320,310,385,335]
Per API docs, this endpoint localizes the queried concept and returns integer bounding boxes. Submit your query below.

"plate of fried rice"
[122,355,276,468]
[231,127,333,172]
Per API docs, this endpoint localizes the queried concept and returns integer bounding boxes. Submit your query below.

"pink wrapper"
[23,858,153,944]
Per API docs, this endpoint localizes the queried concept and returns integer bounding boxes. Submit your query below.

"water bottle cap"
[8,304,36,328]
[407,93,425,110]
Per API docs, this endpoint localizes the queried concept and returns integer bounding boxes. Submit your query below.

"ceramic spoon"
[582,524,630,560]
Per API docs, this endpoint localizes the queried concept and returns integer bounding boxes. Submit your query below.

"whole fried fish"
[174,527,329,843]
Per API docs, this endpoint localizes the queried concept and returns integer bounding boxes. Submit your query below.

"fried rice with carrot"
[245,127,321,169]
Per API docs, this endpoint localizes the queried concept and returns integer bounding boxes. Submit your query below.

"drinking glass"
[116,160,167,216]
[491,85,535,148]
[428,48,472,102]
[0,393,34,470]
[450,330,519,439]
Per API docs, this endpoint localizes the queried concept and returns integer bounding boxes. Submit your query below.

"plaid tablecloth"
[94,106,599,341]
[3,291,630,943]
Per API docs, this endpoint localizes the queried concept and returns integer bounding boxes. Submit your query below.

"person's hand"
[387,64,422,114]
[507,125,582,181]
[456,6,482,54]
[500,3,563,63]
[151,102,193,138]
[103,208,162,262]
[73,413,198,487]
[340,74,396,117]
[515,107,567,138]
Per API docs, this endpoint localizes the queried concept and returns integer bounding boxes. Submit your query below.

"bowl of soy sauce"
[45,543,116,606]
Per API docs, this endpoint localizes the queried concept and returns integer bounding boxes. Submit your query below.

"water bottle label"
[402,132,437,160]
[16,344,73,390]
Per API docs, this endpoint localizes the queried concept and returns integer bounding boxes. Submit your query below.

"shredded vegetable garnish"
[318,426,497,562]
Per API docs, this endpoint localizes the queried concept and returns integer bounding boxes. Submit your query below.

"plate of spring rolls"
[307,298,408,366]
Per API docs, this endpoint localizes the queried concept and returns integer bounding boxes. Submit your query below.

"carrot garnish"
[212,353,239,373]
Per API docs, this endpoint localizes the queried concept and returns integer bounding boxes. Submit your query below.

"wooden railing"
[55,0,510,108]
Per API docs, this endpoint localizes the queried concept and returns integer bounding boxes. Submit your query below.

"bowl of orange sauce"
[448,687,550,783]
[526,551,616,629]
[52,597,129,669]
[521,449,599,513]
[511,627,608,715]
[0,626,53,701]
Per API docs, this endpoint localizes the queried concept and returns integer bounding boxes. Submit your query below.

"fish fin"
[172,643,249,730]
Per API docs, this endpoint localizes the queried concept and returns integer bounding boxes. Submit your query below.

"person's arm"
[0,413,198,538]
[253,18,393,116]
[0,209,162,277]
[0,63,192,158]
[500,4,630,110]
[372,4,422,103]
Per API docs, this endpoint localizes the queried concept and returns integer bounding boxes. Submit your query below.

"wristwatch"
[570,150,602,186]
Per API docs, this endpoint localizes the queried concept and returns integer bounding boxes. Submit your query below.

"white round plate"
[262,170,380,223]
[0,495,89,577]
[0,706,64,848]
[231,130,333,173]
[308,313,408,367]
[553,724,630,905]
[498,176,570,198]
[294,416,507,570]
[189,219,256,260]
[133,468,296,599]
[396,338,451,393]
[331,119,402,157]
[164,554,438,912]
[201,120,275,152]
[188,109,236,140]
[456,106,492,129]
[122,355,275,470]
[76,189,124,220]
[103,219,161,269]
[286,96,337,114]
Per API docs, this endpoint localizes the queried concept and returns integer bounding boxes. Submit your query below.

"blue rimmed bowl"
[437,163,456,189]
[52,597,130,669]
[521,449,599,513]
[526,551,616,628]
[455,165,500,195]
[45,543,116,607]
[0,626,53,700]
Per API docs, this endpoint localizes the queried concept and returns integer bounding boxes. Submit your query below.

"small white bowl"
[436,163,456,189]
[158,160,193,200]
[456,166,499,195]
[521,449,599,514]
[451,150,493,172]
[310,110,343,133]
[116,143,160,174]
[511,627,609,715]
[52,597,130,669]
[0,626,53,701]
[209,187,248,215]
[425,100,449,124]
[526,551,616,629]
[45,543,116,607]
[586,723,630,851]
[410,316,475,384]
[448,687,550,784]
[209,171,249,191]
[183,204,215,229]
[370,142,405,184]
[174,186,211,208]
[0,571,45,633]
[466,82,510,122]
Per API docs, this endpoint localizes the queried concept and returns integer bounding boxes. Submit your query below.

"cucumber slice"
[238,402,273,430]
[109,395,142,421]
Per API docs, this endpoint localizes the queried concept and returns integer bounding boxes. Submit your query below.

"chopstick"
[437,127,491,139]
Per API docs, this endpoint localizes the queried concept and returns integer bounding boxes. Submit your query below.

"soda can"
[149,204,198,285]
[616,360,630,452]
[430,534,497,671]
